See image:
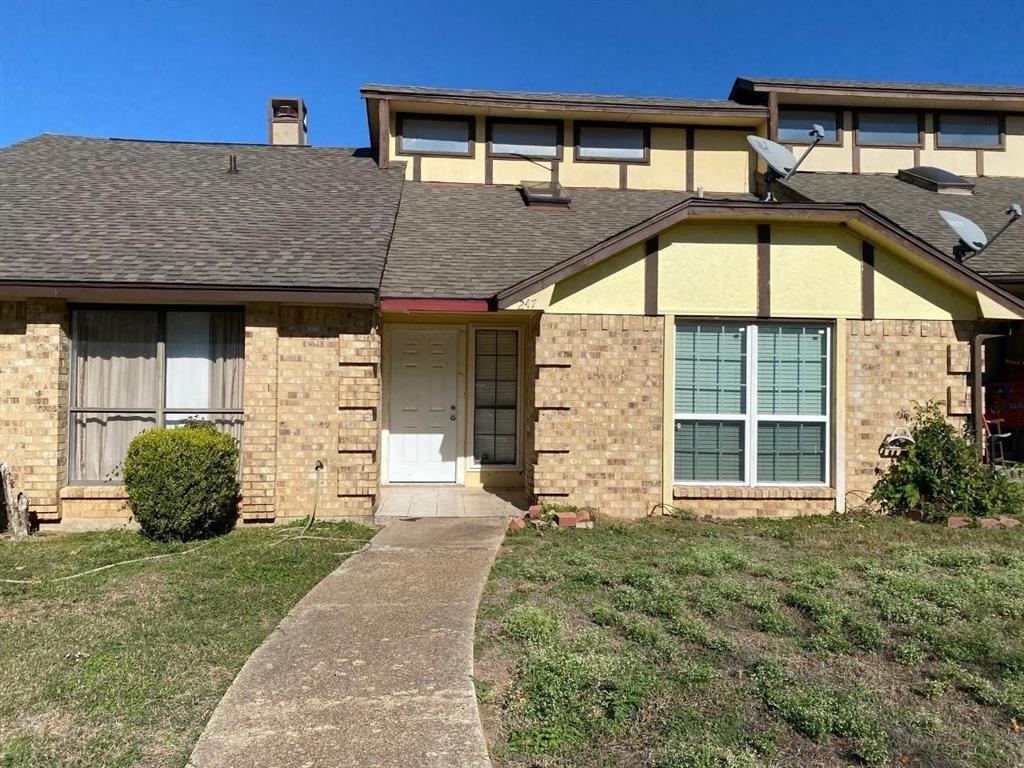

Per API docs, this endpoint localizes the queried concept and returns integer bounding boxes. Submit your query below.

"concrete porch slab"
[375,485,528,520]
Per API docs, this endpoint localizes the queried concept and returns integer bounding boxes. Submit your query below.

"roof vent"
[897,166,974,195]
[520,180,571,209]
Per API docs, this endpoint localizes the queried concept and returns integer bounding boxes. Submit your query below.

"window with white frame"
[674,322,829,485]
[70,308,244,482]
[473,329,518,465]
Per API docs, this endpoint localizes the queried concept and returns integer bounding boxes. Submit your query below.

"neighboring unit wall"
[389,112,757,193]
[0,300,68,523]
[845,319,973,499]
[530,313,664,519]
[778,109,1024,177]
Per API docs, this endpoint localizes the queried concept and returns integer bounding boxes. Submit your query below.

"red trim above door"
[381,298,490,312]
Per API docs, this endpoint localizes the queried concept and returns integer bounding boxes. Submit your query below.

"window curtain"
[209,311,244,443]
[73,310,158,482]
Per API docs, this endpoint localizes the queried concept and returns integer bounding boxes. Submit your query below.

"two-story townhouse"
[1,76,1022,528]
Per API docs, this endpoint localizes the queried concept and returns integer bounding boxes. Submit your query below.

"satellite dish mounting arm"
[958,204,1022,262]
[756,125,826,202]
[784,125,826,180]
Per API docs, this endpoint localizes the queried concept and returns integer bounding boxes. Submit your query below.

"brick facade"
[845,319,974,501]
[240,305,380,523]
[528,314,664,519]
[0,300,69,522]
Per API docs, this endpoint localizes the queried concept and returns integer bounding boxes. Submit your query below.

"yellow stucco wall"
[628,127,686,191]
[546,244,646,314]
[522,219,1004,322]
[658,222,758,315]
[872,248,978,320]
[858,147,916,174]
[985,115,1024,177]
[692,130,750,193]
[770,224,862,318]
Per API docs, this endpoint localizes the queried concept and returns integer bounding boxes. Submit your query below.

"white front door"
[388,328,459,483]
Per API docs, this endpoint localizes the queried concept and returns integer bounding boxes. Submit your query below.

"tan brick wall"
[272,306,379,521]
[528,314,663,519]
[672,486,836,519]
[240,304,279,521]
[0,300,68,522]
[845,319,974,502]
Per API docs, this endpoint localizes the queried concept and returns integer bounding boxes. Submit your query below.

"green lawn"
[0,521,375,768]
[475,514,1024,768]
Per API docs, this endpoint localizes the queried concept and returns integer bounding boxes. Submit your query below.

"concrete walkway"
[189,517,508,768]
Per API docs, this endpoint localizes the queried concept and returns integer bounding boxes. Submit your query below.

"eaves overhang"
[493,198,1024,319]
[360,84,768,120]
[0,280,378,306]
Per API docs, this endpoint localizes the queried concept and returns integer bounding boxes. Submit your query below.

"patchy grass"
[0,520,374,768]
[475,515,1024,767]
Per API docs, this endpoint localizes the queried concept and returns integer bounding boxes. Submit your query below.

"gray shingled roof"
[733,77,1024,96]
[383,184,696,298]
[780,173,1024,276]
[0,134,405,290]
[361,83,761,113]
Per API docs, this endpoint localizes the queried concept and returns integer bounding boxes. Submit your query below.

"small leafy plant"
[123,419,240,541]
[870,402,1024,522]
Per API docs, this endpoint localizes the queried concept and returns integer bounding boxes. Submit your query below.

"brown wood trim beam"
[551,159,560,184]
[767,92,778,141]
[644,236,659,315]
[619,163,628,190]
[413,155,422,182]
[377,98,390,169]
[861,241,875,320]
[685,128,695,192]
[757,224,771,318]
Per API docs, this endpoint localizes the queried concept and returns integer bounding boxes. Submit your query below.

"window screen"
[778,109,838,143]
[674,322,830,486]
[577,124,646,161]
[399,116,472,155]
[71,309,243,482]
[858,112,919,145]
[939,114,1001,147]
[491,121,559,158]
[474,330,518,465]
[674,323,747,482]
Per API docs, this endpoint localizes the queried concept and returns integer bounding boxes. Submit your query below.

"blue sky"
[1,0,1022,148]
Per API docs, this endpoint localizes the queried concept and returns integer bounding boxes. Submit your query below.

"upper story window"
[937,113,1002,148]
[396,114,474,156]
[488,119,561,159]
[857,112,921,146]
[575,122,648,162]
[777,108,839,144]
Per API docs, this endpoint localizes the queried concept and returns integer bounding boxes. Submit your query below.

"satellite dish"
[747,124,827,201]
[940,204,1022,262]
[939,210,987,253]
[747,136,797,177]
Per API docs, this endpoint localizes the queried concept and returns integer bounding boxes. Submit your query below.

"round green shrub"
[870,402,1024,522]
[123,420,240,541]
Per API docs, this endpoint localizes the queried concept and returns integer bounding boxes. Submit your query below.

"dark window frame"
[395,112,476,158]
[485,116,563,161]
[471,327,520,468]
[68,305,245,485]
[573,120,651,164]
[776,107,844,147]
[854,109,925,148]
[935,111,1006,150]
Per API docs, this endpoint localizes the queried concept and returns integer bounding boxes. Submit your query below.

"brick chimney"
[268,98,308,145]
